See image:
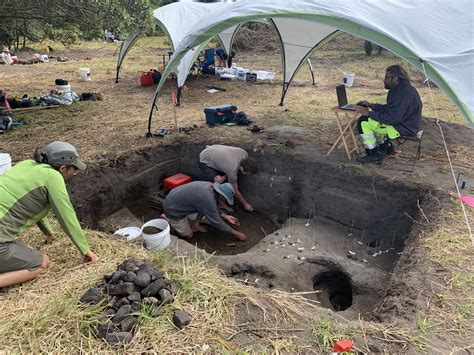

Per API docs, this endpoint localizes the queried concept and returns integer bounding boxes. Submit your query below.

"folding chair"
[197,48,215,74]
[396,129,424,160]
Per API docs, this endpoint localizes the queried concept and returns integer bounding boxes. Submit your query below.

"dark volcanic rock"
[108,282,135,296]
[103,308,116,317]
[79,288,104,305]
[169,281,179,296]
[109,270,127,284]
[111,305,132,324]
[118,259,138,273]
[121,316,138,332]
[127,292,141,303]
[96,322,116,339]
[130,300,141,311]
[142,296,159,306]
[134,270,151,288]
[172,310,191,329]
[150,270,164,281]
[158,288,174,305]
[124,271,137,283]
[141,279,167,297]
[105,331,133,344]
[114,297,130,309]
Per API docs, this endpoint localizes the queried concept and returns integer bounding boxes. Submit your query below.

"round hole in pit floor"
[313,270,353,312]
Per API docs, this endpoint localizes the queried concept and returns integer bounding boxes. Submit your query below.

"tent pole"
[279,83,289,106]
[146,97,158,138]
[176,86,182,107]
[307,59,315,85]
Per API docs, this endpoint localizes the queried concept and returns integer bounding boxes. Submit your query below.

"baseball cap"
[43,141,86,170]
[213,182,235,206]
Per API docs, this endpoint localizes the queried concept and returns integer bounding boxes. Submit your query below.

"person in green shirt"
[0,141,99,288]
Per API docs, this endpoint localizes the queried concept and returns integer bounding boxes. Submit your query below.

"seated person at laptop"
[354,64,422,164]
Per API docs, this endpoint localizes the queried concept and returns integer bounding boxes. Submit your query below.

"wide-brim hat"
[43,141,86,170]
[213,182,235,206]
[3,47,10,52]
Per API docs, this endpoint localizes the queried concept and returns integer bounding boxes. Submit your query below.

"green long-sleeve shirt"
[0,160,90,254]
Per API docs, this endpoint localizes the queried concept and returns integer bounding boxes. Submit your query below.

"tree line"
[0,0,174,48]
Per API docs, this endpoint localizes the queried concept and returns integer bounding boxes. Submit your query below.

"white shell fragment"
[297,247,304,252]
[348,251,356,255]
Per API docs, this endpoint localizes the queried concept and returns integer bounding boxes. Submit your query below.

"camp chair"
[396,129,424,160]
[197,48,215,74]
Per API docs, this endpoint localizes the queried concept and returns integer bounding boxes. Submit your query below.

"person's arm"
[199,198,233,234]
[368,90,410,125]
[231,182,253,211]
[46,171,92,255]
[36,217,53,237]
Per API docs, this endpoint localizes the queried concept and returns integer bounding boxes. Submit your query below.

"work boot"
[378,140,396,156]
[356,148,384,164]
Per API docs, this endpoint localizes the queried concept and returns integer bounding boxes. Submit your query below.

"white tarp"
[153,0,473,126]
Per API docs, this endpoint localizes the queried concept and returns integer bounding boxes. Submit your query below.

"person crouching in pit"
[0,141,99,288]
[161,181,246,241]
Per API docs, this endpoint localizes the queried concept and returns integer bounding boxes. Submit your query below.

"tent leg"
[280,83,289,106]
[176,86,182,107]
[146,100,158,138]
[307,59,315,85]
[115,67,120,83]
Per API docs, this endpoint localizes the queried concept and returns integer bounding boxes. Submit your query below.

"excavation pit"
[69,143,425,317]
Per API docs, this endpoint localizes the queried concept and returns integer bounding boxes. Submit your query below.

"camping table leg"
[349,120,361,154]
[327,110,360,159]
[327,111,351,159]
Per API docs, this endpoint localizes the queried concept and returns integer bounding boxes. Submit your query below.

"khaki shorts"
[0,240,43,273]
[167,217,193,237]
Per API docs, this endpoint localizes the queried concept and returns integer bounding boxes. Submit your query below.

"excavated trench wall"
[70,143,422,254]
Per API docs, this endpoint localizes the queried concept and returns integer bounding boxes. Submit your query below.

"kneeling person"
[199,145,257,211]
[0,141,99,288]
[163,181,246,241]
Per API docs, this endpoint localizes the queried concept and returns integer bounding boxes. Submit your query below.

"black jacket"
[369,81,422,136]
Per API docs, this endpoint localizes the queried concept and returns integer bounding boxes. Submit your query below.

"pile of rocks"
[79,259,191,345]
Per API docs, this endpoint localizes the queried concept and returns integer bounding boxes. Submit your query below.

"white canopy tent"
[116,1,330,103]
[147,0,474,132]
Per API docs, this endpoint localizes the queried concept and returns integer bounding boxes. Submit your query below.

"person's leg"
[356,116,383,163]
[0,255,50,287]
[165,216,194,239]
[373,122,400,156]
[0,241,50,287]
[198,161,223,182]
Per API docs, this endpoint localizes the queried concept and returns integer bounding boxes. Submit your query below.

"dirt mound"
[233,23,278,52]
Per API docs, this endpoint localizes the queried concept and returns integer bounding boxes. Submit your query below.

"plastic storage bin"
[204,104,237,126]
[163,173,192,189]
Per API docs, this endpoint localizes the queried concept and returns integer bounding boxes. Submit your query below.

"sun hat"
[213,182,235,206]
[3,47,10,52]
[43,141,86,170]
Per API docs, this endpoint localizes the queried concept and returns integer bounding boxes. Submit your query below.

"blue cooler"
[204,104,237,126]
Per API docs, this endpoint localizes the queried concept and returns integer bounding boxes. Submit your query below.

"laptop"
[336,84,356,110]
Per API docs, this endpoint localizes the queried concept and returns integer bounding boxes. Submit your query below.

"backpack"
[140,72,154,86]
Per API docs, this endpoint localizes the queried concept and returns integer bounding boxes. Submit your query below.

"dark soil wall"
[69,143,422,251]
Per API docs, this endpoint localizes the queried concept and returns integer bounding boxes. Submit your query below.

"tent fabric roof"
[151,0,473,127]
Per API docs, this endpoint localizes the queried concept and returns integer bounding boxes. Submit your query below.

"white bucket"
[141,219,171,250]
[0,153,12,176]
[56,84,71,93]
[343,72,355,87]
[79,67,91,81]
